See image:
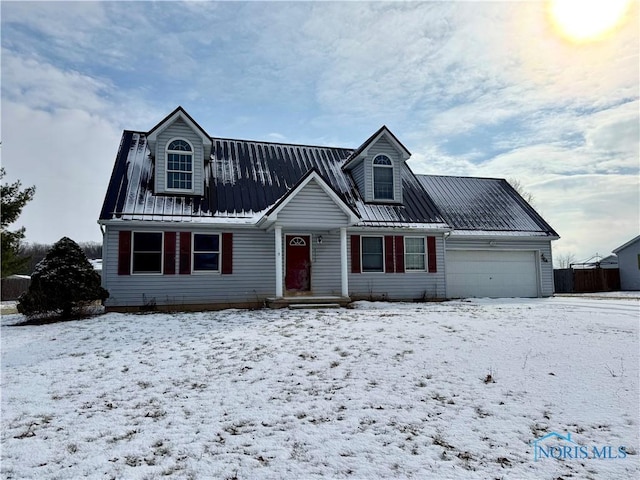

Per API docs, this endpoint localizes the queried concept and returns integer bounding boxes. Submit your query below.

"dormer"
[342,126,410,204]
[147,107,212,196]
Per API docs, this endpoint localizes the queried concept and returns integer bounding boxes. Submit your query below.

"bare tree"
[555,252,577,269]
[507,178,536,206]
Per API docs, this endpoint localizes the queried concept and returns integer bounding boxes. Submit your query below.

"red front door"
[285,235,311,292]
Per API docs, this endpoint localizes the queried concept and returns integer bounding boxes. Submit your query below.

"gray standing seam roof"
[99,131,446,227]
[417,175,558,236]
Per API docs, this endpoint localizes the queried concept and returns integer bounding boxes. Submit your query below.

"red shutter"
[427,236,437,273]
[118,231,131,275]
[350,235,361,274]
[164,232,176,275]
[221,233,233,274]
[394,236,405,273]
[384,236,395,273]
[179,232,191,274]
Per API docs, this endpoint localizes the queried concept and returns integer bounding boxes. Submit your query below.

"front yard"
[1,297,638,479]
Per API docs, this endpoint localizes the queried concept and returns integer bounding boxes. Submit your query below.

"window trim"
[372,154,394,201]
[165,137,195,192]
[131,231,164,275]
[404,236,427,272]
[360,235,385,273]
[191,232,221,274]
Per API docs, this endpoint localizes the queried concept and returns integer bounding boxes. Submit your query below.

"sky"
[1,0,638,264]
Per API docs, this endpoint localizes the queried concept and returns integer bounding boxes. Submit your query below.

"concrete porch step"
[288,303,342,310]
[266,296,351,309]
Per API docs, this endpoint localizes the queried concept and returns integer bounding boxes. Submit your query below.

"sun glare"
[549,0,631,43]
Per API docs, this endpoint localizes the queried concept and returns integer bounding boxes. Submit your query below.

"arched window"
[289,236,307,246]
[166,139,193,190]
[373,154,394,200]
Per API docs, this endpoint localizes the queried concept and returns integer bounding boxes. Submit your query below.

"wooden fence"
[554,268,620,293]
[1,276,31,301]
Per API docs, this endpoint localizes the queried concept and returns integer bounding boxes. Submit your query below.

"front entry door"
[285,235,311,292]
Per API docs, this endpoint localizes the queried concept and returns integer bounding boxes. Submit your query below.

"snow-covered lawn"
[2,298,638,479]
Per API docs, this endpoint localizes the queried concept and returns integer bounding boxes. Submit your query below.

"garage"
[446,250,539,298]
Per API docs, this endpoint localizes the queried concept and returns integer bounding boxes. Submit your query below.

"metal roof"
[417,175,558,236]
[99,129,557,236]
[100,131,446,227]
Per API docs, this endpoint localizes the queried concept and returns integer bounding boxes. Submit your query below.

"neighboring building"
[598,255,619,269]
[613,235,640,291]
[571,254,618,269]
[98,107,559,311]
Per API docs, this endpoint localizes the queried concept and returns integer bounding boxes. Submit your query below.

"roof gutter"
[97,218,262,230]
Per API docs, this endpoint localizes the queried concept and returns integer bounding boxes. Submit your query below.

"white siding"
[154,118,205,196]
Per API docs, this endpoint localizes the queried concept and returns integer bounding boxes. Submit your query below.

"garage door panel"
[446,250,538,298]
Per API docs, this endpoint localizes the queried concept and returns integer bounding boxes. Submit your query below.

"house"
[612,235,640,290]
[98,107,559,311]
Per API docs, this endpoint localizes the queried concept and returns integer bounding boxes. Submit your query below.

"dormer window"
[373,154,394,200]
[166,139,193,191]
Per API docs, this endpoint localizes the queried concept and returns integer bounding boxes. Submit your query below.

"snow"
[2,298,638,479]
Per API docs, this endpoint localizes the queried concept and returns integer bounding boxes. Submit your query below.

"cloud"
[2,101,121,244]
[534,174,639,261]
[1,50,163,244]
[2,51,114,114]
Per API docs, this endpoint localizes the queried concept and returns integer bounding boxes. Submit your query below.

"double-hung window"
[405,237,426,271]
[132,232,163,274]
[167,139,193,190]
[362,236,384,272]
[193,233,220,272]
[373,154,394,200]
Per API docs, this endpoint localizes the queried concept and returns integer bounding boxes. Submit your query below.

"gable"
[343,125,411,169]
[153,118,206,196]
[262,170,359,229]
[147,106,212,158]
[344,126,409,204]
[276,179,350,228]
[362,136,403,203]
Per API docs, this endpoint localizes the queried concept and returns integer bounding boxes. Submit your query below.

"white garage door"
[446,250,539,298]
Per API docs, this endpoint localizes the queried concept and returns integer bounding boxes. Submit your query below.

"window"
[193,233,220,272]
[132,232,162,274]
[373,154,394,200]
[362,236,384,272]
[405,237,426,271]
[166,139,193,190]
